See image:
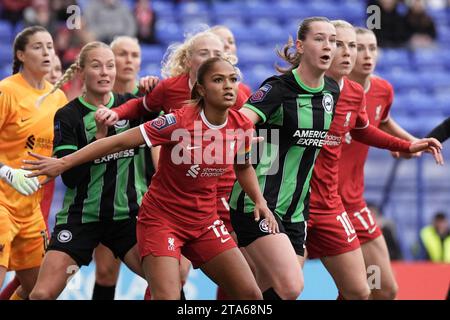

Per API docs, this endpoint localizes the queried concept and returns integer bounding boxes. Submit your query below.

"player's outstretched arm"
[380,117,417,141]
[409,138,444,165]
[379,117,421,159]
[23,127,146,183]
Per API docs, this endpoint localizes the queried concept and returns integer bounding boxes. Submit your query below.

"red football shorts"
[306,211,361,259]
[137,210,236,268]
[347,206,382,245]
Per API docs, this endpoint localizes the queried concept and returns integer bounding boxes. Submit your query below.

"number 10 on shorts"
[336,212,357,242]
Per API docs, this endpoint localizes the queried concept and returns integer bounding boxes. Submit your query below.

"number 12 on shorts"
[337,212,357,242]
[208,220,231,243]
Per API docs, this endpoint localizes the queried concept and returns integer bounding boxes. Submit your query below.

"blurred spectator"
[84,0,136,43]
[23,0,58,34]
[405,0,437,48]
[418,212,450,263]
[55,20,94,68]
[368,203,403,260]
[135,0,158,44]
[0,0,31,28]
[370,0,409,47]
[50,0,78,23]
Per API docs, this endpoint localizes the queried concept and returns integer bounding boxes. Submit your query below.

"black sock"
[180,288,186,300]
[263,288,282,300]
[92,283,116,300]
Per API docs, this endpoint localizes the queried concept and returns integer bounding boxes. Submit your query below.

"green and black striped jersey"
[229,70,340,223]
[53,92,149,225]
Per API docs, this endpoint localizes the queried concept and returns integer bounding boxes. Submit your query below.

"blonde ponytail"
[36,62,78,107]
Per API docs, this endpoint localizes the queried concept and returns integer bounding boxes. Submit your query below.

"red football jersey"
[239,82,252,98]
[120,74,251,199]
[138,106,254,227]
[338,76,393,212]
[309,77,369,214]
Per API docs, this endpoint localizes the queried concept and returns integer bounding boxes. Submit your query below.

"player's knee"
[342,285,371,300]
[95,265,119,286]
[274,280,303,300]
[372,282,398,300]
[234,285,263,300]
[29,288,57,300]
[151,289,180,300]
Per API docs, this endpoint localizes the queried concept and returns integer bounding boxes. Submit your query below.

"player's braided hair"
[161,29,226,79]
[12,26,49,74]
[37,41,111,107]
[276,16,331,74]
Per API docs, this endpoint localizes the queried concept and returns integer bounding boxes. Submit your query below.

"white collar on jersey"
[200,109,228,129]
[339,78,344,91]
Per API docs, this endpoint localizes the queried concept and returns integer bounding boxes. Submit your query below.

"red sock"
[216,287,229,300]
[0,277,20,300]
[337,292,345,300]
[144,286,151,300]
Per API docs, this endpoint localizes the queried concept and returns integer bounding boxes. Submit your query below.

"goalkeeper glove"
[0,165,40,196]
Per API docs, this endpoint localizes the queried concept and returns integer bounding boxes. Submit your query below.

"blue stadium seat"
[241,64,274,91]
[0,21,12,43]
[419,70,450,91]
[378,49,412,69]
[141,63,162,78]
[180,17,212,33]
[428,8,448,25]
[434,92,450,113]
[305,2,347,20]
[393,92,441,116]
[177,2,210,18]
[152,0,175,19]
[140,45,165,65]
[0,44,12,66]
[0,64,11,81]
[250,21,286,43]
[211,2,245,20]
[266,1,305,20]
[238,43,277,66]
[383,71,421,93]
[155,20,184,44]
[231,24,261,44]
[413,48,445,69]
[340,1,367,23]
[436,26,450,45]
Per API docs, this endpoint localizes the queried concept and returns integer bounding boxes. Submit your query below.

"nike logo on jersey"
[368,226,377,234]
[221,237,231,244]
[347,235,357,243]
[186,145,201,150]
[21,117,31,122]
